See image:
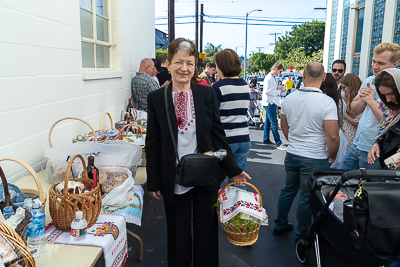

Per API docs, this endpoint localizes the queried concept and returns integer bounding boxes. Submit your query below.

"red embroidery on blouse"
[173,91,195,133]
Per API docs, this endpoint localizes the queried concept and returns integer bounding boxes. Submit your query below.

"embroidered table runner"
[104,185,143,226]
[45,214,128,267]
[219,186,265,223]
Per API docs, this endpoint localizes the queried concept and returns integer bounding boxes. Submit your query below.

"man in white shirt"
[262,63,286,150]
[273,62,339,242]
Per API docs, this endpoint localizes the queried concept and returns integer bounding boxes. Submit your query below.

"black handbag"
[343,169,400,261]
[164,86,225,187]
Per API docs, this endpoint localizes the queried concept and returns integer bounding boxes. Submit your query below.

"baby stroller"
[247,98,264,130]
[296,169,400,267]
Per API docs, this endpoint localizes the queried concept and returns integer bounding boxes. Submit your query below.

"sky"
[154,0,327,58]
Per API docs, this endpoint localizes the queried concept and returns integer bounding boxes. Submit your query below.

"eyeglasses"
[332,68,344,73]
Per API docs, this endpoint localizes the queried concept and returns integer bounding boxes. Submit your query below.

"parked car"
[246,75,265,91]
[277,72,298,85]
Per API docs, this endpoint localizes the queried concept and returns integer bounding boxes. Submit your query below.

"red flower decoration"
[175,118,184,126]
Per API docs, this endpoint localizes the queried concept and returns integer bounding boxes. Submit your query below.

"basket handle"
[0,158,46,207]
[218,182,263,206]
[63,154,89,195]
[48,117,97,148]
[100,112,113,132]
[0,167,11,207]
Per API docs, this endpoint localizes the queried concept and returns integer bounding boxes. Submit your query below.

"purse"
[343,169,400,261]
[164,86,225,187]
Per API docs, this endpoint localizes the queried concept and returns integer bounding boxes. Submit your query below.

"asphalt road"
[95,128,319,267]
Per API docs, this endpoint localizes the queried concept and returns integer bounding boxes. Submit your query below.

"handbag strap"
[164,86,180,162]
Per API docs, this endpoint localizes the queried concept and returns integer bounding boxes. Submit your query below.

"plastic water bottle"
[27,200,46,258]
[3,206,15,220]
[70,211,87,241]
[23,198,33,214]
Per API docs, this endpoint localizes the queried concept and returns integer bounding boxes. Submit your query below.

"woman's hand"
[231,171,252,187]
[367,145,380,164]
[150,191,162,200]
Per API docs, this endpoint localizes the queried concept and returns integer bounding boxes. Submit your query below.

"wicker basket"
[48,117,98,147]
[49,154,102,232]
[0,158,47,213]
[0,167,32,244]
[217,182,262,246]
[0,220,35,267]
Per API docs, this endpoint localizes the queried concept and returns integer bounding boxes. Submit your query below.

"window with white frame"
[80,0,110,68]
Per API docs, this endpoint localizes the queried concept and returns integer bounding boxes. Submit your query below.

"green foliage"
[155,49,168,59]
[247,53,276,73]
[275,20,325,60]
[282,47,323,70]
[204,43,223,57]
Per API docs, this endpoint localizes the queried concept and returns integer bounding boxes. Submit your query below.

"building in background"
[0,1,155,180]
[323,0,399,80]
[155,28,168,50]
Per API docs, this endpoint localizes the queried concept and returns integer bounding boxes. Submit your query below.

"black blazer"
[145,82,243,204]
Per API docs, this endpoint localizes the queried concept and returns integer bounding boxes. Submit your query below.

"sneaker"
[277,144,287,151]
[263,141,276,146]
[273,223,294,236]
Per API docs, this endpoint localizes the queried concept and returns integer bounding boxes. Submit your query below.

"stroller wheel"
[295,239,309,264]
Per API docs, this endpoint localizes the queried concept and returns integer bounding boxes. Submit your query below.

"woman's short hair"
[214,49,242,77]
[167,38,198,66]
[375,70,400,110]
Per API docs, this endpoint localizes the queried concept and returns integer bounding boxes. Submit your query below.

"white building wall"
[0,0,155,181]
[323,0,333,70]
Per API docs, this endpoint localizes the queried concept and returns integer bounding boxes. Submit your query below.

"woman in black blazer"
[146,38,250,267]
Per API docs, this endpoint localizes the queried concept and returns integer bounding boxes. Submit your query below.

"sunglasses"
[332,68,344,73]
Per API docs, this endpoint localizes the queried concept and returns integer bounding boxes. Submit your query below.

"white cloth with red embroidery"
[45,214,128,267]
[219,186,266,223]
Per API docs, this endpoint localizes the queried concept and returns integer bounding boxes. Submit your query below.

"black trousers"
[164,187,219,267]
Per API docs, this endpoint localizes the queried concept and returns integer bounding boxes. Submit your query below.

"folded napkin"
[219,186,266,223]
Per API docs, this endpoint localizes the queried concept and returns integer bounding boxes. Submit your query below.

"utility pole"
[256,47,264,52]
[269,33,281,62]
[168,0,175,42]
[199,4,204,72]
[195,0,198,51]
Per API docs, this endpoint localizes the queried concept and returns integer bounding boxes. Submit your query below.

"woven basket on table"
[99,112,118,141]
[49,154,102,232]
[0,167,32,244]
[48,117,98,147]
[217,182,262,246]
[0,158,47,213]
[0,220,35,267]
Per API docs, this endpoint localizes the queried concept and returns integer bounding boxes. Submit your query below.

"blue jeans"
[274,152,330,238]
[263,104,282,146]
[339,145,382,170]
[228,141,251,189]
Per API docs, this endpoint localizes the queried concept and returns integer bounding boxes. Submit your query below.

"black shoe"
[273,223,294,236]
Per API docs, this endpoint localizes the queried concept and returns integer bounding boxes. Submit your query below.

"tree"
[204,43,223,57]
[275,20,325,60]
[248,53,276,73]
[283,47,323,70]
[155,49,168,59]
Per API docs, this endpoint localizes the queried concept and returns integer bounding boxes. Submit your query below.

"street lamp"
[244,9,262,79]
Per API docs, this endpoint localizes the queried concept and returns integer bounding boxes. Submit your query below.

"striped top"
[212,78,250,144]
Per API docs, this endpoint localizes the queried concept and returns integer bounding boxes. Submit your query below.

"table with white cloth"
[13,167,147,266]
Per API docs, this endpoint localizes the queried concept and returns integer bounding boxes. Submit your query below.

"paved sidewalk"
[95,128,318,267]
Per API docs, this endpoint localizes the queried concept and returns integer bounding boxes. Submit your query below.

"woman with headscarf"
[368,68,400,169]
[145,38,251,267]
